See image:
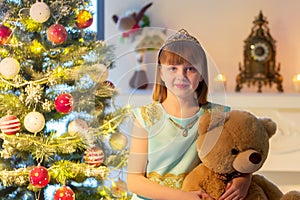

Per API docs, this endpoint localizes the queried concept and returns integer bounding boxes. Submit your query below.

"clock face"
[249,41,271,62]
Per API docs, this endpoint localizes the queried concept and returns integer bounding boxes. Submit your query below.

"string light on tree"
[24,111,45,133]
[0,115,21,135]
[47,23,68,45]
[0,24,12,45]
[54,186,75,200]
[0,57,20,79]
[29,2,51,23]
[76,10,93,29]
[29,166,50,188]
[54,93,74,114]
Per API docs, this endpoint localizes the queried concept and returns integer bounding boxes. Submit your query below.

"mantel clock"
[235,11,283,93]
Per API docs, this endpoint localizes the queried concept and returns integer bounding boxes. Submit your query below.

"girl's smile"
[174,83,189,89]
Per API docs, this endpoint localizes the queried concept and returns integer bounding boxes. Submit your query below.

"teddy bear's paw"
[281,190,300,200]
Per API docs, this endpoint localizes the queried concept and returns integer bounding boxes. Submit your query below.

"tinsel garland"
[49,160,108,185]
[0,160,108,187]
[0,67,120,117]
[0,132,89,162]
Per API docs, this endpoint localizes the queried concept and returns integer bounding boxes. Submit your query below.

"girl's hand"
[188,190,215,200]
[218,174,252,200]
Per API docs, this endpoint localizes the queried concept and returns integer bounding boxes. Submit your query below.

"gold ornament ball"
[109,132,128,151]
[76,10,93,29]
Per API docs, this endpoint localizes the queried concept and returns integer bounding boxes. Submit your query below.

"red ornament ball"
[0,115,21,135]
[54,186,75,200]
[76,10,93,29]
[84,147,105,166]
[54,93,74,114]
[47,23,68,45]
[0,24,12,45]
[29,166,50,188]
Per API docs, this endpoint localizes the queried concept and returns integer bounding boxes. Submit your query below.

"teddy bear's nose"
[249,152,262,164]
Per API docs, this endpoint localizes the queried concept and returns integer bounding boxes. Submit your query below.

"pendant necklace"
[168,117,198,137]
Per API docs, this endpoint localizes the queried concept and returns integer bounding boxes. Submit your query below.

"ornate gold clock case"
[236,11,283,93]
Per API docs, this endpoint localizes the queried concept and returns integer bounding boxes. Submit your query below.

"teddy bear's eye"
[231,148,239,155]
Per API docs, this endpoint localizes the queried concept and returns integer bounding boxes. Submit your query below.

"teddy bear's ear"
[199,111,229,134]
[259,117,277,138]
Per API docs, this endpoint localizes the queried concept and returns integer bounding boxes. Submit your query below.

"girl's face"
[160,63,203,98]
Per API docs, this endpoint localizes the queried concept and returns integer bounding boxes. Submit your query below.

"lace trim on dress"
[147,171,187,189]
[140,102,162,127]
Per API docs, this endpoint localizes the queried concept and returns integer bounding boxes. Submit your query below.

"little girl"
[127,29,251,200]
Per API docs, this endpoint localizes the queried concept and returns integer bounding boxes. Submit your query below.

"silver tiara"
[162,29,201,46]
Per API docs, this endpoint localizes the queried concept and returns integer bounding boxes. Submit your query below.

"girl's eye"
[168,67,177,72]
[186,67,197,72]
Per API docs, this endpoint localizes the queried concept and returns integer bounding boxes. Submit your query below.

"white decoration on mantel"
[267,111,300,154]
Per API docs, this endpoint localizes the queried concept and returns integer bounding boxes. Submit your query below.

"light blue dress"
[130,102,230,200]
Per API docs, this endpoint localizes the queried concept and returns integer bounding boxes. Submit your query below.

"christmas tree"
[0,0,130,199]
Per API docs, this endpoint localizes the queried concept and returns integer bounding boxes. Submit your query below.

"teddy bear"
[182,110,300,200]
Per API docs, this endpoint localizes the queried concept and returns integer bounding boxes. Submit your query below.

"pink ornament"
[54,93,74,114]
[0,115,21,135]
[46,23,68,45]
[0,25,12,45]
[29,166,50,188]
[84,147,105,166]
[54,186,75,200]
[67,119,88,136]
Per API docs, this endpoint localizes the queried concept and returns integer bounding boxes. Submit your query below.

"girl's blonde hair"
[152,39,208,105]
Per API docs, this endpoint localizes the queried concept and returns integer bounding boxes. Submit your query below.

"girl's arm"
[127,119,210,200]
[218,173,252,200]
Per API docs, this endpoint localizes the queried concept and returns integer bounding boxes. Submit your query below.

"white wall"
[104,0,300,93]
